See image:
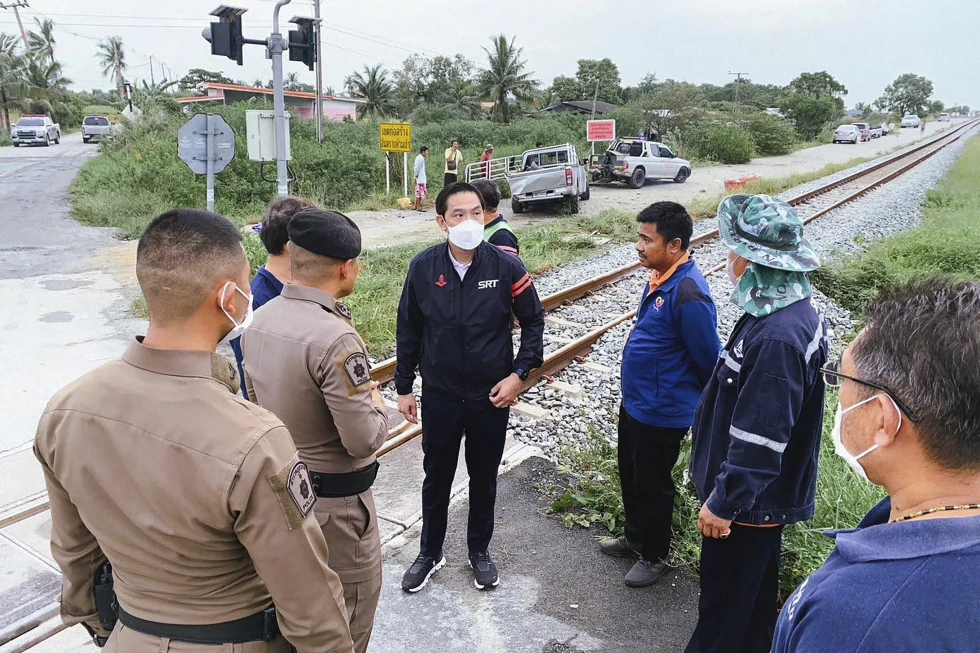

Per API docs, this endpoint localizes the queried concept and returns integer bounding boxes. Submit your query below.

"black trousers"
[443,172,458,187]
[419,394,509,558]
[685,523,784,653]
[617,404,688,562]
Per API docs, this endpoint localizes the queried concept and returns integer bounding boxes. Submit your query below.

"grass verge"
[811,134,980,314]
[550,132,980,598]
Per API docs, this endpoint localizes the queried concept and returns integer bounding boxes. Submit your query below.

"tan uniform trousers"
[314,490,382,653]
[105,623,291,652]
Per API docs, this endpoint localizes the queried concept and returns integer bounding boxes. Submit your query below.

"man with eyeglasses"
[772,279,980,652]
[686,195,828,653]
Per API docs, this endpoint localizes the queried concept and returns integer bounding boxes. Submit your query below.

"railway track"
[1,119,976,652]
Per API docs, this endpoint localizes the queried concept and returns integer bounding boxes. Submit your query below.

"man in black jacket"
[396,182,545,593]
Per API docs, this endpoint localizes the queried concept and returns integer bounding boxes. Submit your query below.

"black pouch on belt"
[93,560,118,633]
[310,461,380,498]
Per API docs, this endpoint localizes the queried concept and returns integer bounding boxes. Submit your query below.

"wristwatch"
[514,368,529,382]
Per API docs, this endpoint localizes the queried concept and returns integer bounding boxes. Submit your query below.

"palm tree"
[442,76,482,118]
[22,58,71,92]
[28,18,56,64]
[96,36,127,95]
[0,33,24,131]
[533,89,561,111]
[348,64,394,119]
[284,71,300,90]
[478,34,536,123]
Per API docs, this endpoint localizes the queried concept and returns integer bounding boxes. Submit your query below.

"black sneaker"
[468,551,500,590]
[401,553,446,593]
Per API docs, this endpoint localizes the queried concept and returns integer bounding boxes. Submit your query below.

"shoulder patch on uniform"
[334,302,352,321]
[343,352,372,390]
[268,456,316,530]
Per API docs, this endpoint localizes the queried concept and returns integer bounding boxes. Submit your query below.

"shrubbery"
[744,114,798,156]
[70,102,590,237]
[685,123,756,164]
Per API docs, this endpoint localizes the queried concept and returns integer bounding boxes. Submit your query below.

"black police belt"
[310,461,379,498]
[116,605,279,645]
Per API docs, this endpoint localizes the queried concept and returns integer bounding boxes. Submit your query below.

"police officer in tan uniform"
[242,208,388,653]
[33,208,354,653]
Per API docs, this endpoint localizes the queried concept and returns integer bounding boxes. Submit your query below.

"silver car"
[833,125,860,144]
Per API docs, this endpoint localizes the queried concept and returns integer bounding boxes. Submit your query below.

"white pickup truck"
[588,138,692,188]
[82,115,113,143]
[11,115,61,147]
[465,143,591,214]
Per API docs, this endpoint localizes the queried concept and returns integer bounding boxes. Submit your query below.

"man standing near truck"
[414,146,429,212]
[444,140,463,188]
[472,178,520,258]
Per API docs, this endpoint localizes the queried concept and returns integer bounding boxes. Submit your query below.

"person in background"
[920,119,926,134]
[414,146,429,212]
[599,202,719,587]
[230,196,314,396]
[34,208,354,652]
[480,144,494,178]
[471,178,519,258]
[771,279,980,653]
[395,183,544,593]
[242,209,388,653]
[444,140,462,188]
[686,194,828,653]
[535,141,544,148]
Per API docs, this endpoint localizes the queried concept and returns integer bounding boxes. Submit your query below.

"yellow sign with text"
[379,123,412,153]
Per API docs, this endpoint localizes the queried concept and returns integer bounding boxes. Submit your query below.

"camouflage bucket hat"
[717,194,820,272]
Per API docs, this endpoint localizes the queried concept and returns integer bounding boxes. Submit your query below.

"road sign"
[587,119,616,142]
[379,122,412,153]
[178,114,236,211]
[178,113,236,175]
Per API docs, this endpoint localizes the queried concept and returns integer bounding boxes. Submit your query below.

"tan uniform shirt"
[33,339,354,653]
[242,285,388,475]
[242,285,388,584]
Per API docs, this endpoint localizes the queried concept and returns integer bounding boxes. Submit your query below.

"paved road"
[0,133,143,631]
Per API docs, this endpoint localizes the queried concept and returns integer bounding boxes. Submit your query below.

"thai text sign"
[379,123,412,153]
[587,119,616,142]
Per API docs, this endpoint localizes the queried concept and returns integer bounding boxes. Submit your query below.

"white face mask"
[831,394,901,484]
[219,281,254,345]
[446,218,485,250]
[726,256,742,286]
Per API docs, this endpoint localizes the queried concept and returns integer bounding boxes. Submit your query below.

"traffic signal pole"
[314,0,323,143]
[271,0,292,196]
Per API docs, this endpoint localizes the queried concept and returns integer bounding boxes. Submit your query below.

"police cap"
[287,208,362,260]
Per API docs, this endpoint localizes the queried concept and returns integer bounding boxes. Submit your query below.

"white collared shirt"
[448,248,471,280]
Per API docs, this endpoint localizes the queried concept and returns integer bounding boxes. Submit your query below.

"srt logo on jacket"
[478,279,499,289]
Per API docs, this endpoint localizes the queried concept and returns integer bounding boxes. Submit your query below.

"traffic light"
[288,17,317,71]
[203,5,247,65]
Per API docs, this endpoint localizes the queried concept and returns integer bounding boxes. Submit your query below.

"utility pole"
[0,1,30,48]
[729,71,749,113]
[270,0,292,196]
[313,0,323,143]
[149,56,155,86]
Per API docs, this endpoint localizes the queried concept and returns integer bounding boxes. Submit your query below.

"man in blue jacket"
[395,182,545,593]
[773,279,980,653]
[599,202,720,587]
[686,195,828,653]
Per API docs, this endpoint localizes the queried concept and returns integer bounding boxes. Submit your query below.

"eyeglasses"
[821,357,921,423]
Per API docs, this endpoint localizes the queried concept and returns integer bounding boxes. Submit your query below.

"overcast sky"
[2,0,978,108]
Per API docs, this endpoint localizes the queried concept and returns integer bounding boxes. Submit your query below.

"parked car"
[505,144,590,214]
[82,115,113,143]
[881,123,893,135]
[833,125,861,144]
[853,123,871,142]
[10,115,60,147]
[901,114,921,128]
[870,125,883,139]
[939,112,950,122]
[587,138,693,189]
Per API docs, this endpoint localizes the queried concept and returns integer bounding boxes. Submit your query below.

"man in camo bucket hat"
[685,194,829,653]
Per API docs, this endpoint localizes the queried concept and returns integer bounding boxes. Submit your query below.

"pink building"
[174,82,364,121]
